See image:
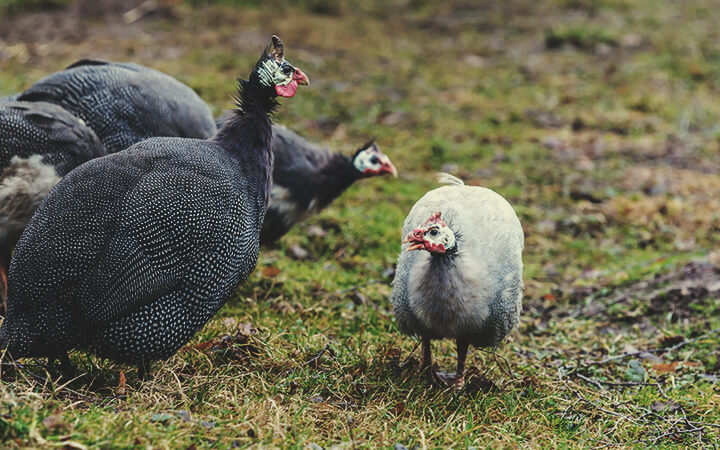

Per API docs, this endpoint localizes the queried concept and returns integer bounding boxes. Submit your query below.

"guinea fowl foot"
[451,374,465,391]
[417,365,444,386]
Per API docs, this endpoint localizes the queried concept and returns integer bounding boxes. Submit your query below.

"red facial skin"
[402,212,448,253]
[275,68,310,98]
[363,159,398,177]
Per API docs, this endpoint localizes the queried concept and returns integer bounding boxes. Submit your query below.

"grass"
[1,0,720,447]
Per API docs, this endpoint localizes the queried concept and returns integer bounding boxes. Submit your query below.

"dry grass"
[1,0,719,447]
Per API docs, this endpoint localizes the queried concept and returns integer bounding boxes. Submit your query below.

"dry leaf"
[117,370,127,395]
[262,266,282,278]
[652,362,678,373]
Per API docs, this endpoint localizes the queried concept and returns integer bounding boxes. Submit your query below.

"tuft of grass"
[1,0,719,447]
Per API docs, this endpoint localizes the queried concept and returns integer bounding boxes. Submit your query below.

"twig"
[575,373,604,390]
[303,343,331,368]
[283,343,332,377]
[400,340,421,369]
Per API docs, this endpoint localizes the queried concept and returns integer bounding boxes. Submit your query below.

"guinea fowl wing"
[9,138,237,328]
[17,63,216,152]
[0,102,105,174]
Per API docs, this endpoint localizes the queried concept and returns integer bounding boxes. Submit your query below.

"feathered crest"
[435,172,465,186]
[270,35,284,61]
[353,138,378,157]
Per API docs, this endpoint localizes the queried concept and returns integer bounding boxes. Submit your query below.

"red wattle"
[275,80,298,98]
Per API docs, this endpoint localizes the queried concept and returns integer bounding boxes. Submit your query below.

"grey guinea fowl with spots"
[391,173,524,388]
[0,101,106,303]
[0,36,309,374]
[16,59,216,153]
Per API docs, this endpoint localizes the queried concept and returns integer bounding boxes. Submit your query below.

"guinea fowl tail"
[435,172,465,186]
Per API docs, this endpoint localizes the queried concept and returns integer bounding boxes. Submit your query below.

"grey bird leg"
[419,337,442,385]
[420,336,432,370]
[454,340,469,389]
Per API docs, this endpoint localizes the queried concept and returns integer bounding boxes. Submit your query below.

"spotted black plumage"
[16,59,217,153]
[0,36,307,368]
[0,101,106,302]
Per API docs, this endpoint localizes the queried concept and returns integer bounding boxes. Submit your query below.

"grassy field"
[1,0,720,447]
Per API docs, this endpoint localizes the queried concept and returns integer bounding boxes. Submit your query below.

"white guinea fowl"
[391,173,524,388]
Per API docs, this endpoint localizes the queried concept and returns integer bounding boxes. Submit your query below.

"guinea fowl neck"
[212,79,278,203]
[312,153,362,208]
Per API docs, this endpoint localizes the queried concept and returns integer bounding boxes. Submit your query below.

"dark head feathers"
[352,138,378,158]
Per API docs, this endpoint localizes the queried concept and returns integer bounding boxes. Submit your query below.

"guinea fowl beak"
[293,69,310,86]
[382,159,398,178]
[403,229,426,251]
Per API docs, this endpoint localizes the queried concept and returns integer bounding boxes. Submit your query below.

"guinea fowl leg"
[54,352,78,379]
[137,361,150,380]
[0,257,7,309]
[453,340,469,390]
[419,337,442,385]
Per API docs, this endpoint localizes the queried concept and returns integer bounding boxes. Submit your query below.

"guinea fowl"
[215,116,397,244]
[0,101,106,304]
[391,174,524,388]
[16,59,216,153]
[0,35,308,374]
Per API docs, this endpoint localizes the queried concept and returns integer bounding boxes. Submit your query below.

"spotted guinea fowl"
[0,35,308,374]
[391,173,524,388]
[0,101,106,304]
[16,59,216,153]
[215,115,397,245]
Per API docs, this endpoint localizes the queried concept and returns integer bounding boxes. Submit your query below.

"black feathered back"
[17,60,217,153]
[0,101,105,175]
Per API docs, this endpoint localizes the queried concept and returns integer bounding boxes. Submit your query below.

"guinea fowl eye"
[370,156,380,164]
[428,229,439,237]
[282,66,294,75]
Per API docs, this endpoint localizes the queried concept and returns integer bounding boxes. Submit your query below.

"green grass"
[1,0,720,447]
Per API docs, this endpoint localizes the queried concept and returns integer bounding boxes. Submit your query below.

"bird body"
[0,101,106,301]
[263,125,396,244]
[5,139,264,363]
[0,36,309,370]
[391,174,523,386]
[17,59,216,153]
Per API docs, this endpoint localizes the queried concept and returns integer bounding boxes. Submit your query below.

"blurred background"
[1,0,719,447]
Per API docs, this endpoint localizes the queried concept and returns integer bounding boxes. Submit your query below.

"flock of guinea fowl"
[0,35,523,389]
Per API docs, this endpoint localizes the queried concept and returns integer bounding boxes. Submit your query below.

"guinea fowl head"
[403,212,456,254]
[249,35,309,98]
[351,140,397,177]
